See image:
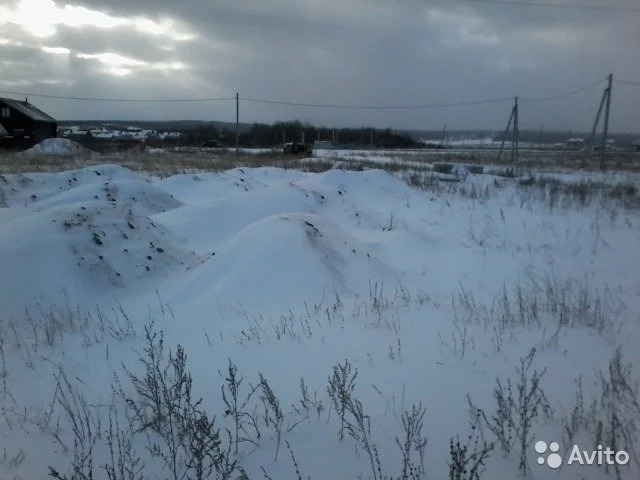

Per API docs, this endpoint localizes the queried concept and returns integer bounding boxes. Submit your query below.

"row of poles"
[232,74,616,161]
[497,74,614,163]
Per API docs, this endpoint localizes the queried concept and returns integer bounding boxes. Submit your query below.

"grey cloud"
[1,0,639,131]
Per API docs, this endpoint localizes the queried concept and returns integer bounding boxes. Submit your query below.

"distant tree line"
[235,121,420,148]
[181,121,419,148]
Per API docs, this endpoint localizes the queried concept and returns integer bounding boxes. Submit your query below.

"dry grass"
[0,150,333,176]
[2,147,640,176]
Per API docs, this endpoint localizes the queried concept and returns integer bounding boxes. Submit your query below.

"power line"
[462,0,640,12]
[520,76,607,102]
[614,79,640,86]
[0,76,618,109]
[0,90,235,102]
[243,77,610,108]
[240,96,513,109]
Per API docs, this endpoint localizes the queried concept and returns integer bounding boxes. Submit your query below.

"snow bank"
[167,213,398,316]
[0,165,194,314]
[24,137,91,156]
[0,164,143,207]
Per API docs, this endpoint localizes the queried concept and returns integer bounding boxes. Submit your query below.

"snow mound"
[0,201,198,315]
[37,179,182,215]
[24,138,91,156]
[157,167,308,204]
[0,169,195,315]
[153,182,326,253]
[169,213,397,315]
[0,164,145,207]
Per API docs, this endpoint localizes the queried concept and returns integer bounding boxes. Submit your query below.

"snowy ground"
[24,138,93,156]
[0,159,639,479]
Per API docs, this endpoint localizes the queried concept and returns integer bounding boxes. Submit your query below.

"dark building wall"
[32,122,58,145]
[0,100,57,148]
[1,103,31,135]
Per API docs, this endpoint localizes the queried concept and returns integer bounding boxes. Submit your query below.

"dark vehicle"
[202,139,223,148]
[282,142,312,155]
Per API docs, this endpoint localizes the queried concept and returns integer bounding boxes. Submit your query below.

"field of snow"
[0,161,639,479]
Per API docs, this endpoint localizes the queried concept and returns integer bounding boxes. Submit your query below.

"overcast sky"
[1,0,639,131]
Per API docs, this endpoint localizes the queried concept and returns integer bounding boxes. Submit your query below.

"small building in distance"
[564,137,585,150]
[0,97,57,148]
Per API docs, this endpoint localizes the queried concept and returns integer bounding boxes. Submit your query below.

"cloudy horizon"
[1,0,639,132]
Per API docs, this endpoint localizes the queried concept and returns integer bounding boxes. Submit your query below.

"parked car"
[282,142,312,155]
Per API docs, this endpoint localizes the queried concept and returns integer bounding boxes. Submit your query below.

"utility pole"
[235,92,239,156]
[602,73,613,157]
[588,94,606,148]
[497,97,519,163]
[514,96,519,163]
[370,129,373,148]
[587,73,613,165]
[441,124,448,148]
[538,124,543,150]
[360,126,364,148]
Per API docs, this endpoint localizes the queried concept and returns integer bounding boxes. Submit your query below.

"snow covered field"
[0,160,639,479]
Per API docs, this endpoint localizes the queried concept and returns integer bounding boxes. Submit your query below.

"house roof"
[0,97,57,123]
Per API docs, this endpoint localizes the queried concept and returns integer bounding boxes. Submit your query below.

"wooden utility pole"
[441,124,448,148]
[538,125,543,150]
[588,94,606,148]
[587,73,613,163]
[497,97,519,163]
[497,107,514,163]
[602,73,613,156]
[235,92,239,156]
[514,97,519,163]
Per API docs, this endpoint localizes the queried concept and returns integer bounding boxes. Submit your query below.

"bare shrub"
[123,322,235,480]
[470,348,552,475]
[594,348,640,479]
[327,359,358,441]
[447,412,494,480]
[345,398,380,480]
[103,404,145,480]
[259,373,284,461]
[562,376,592,451]
[292,377,323,423]
[396,402,428,479]
[48,370,102,480]
[221,358,260,454]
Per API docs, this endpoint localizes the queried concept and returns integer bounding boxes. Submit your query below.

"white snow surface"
[0,163,639,479]
[24,137,91,156]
